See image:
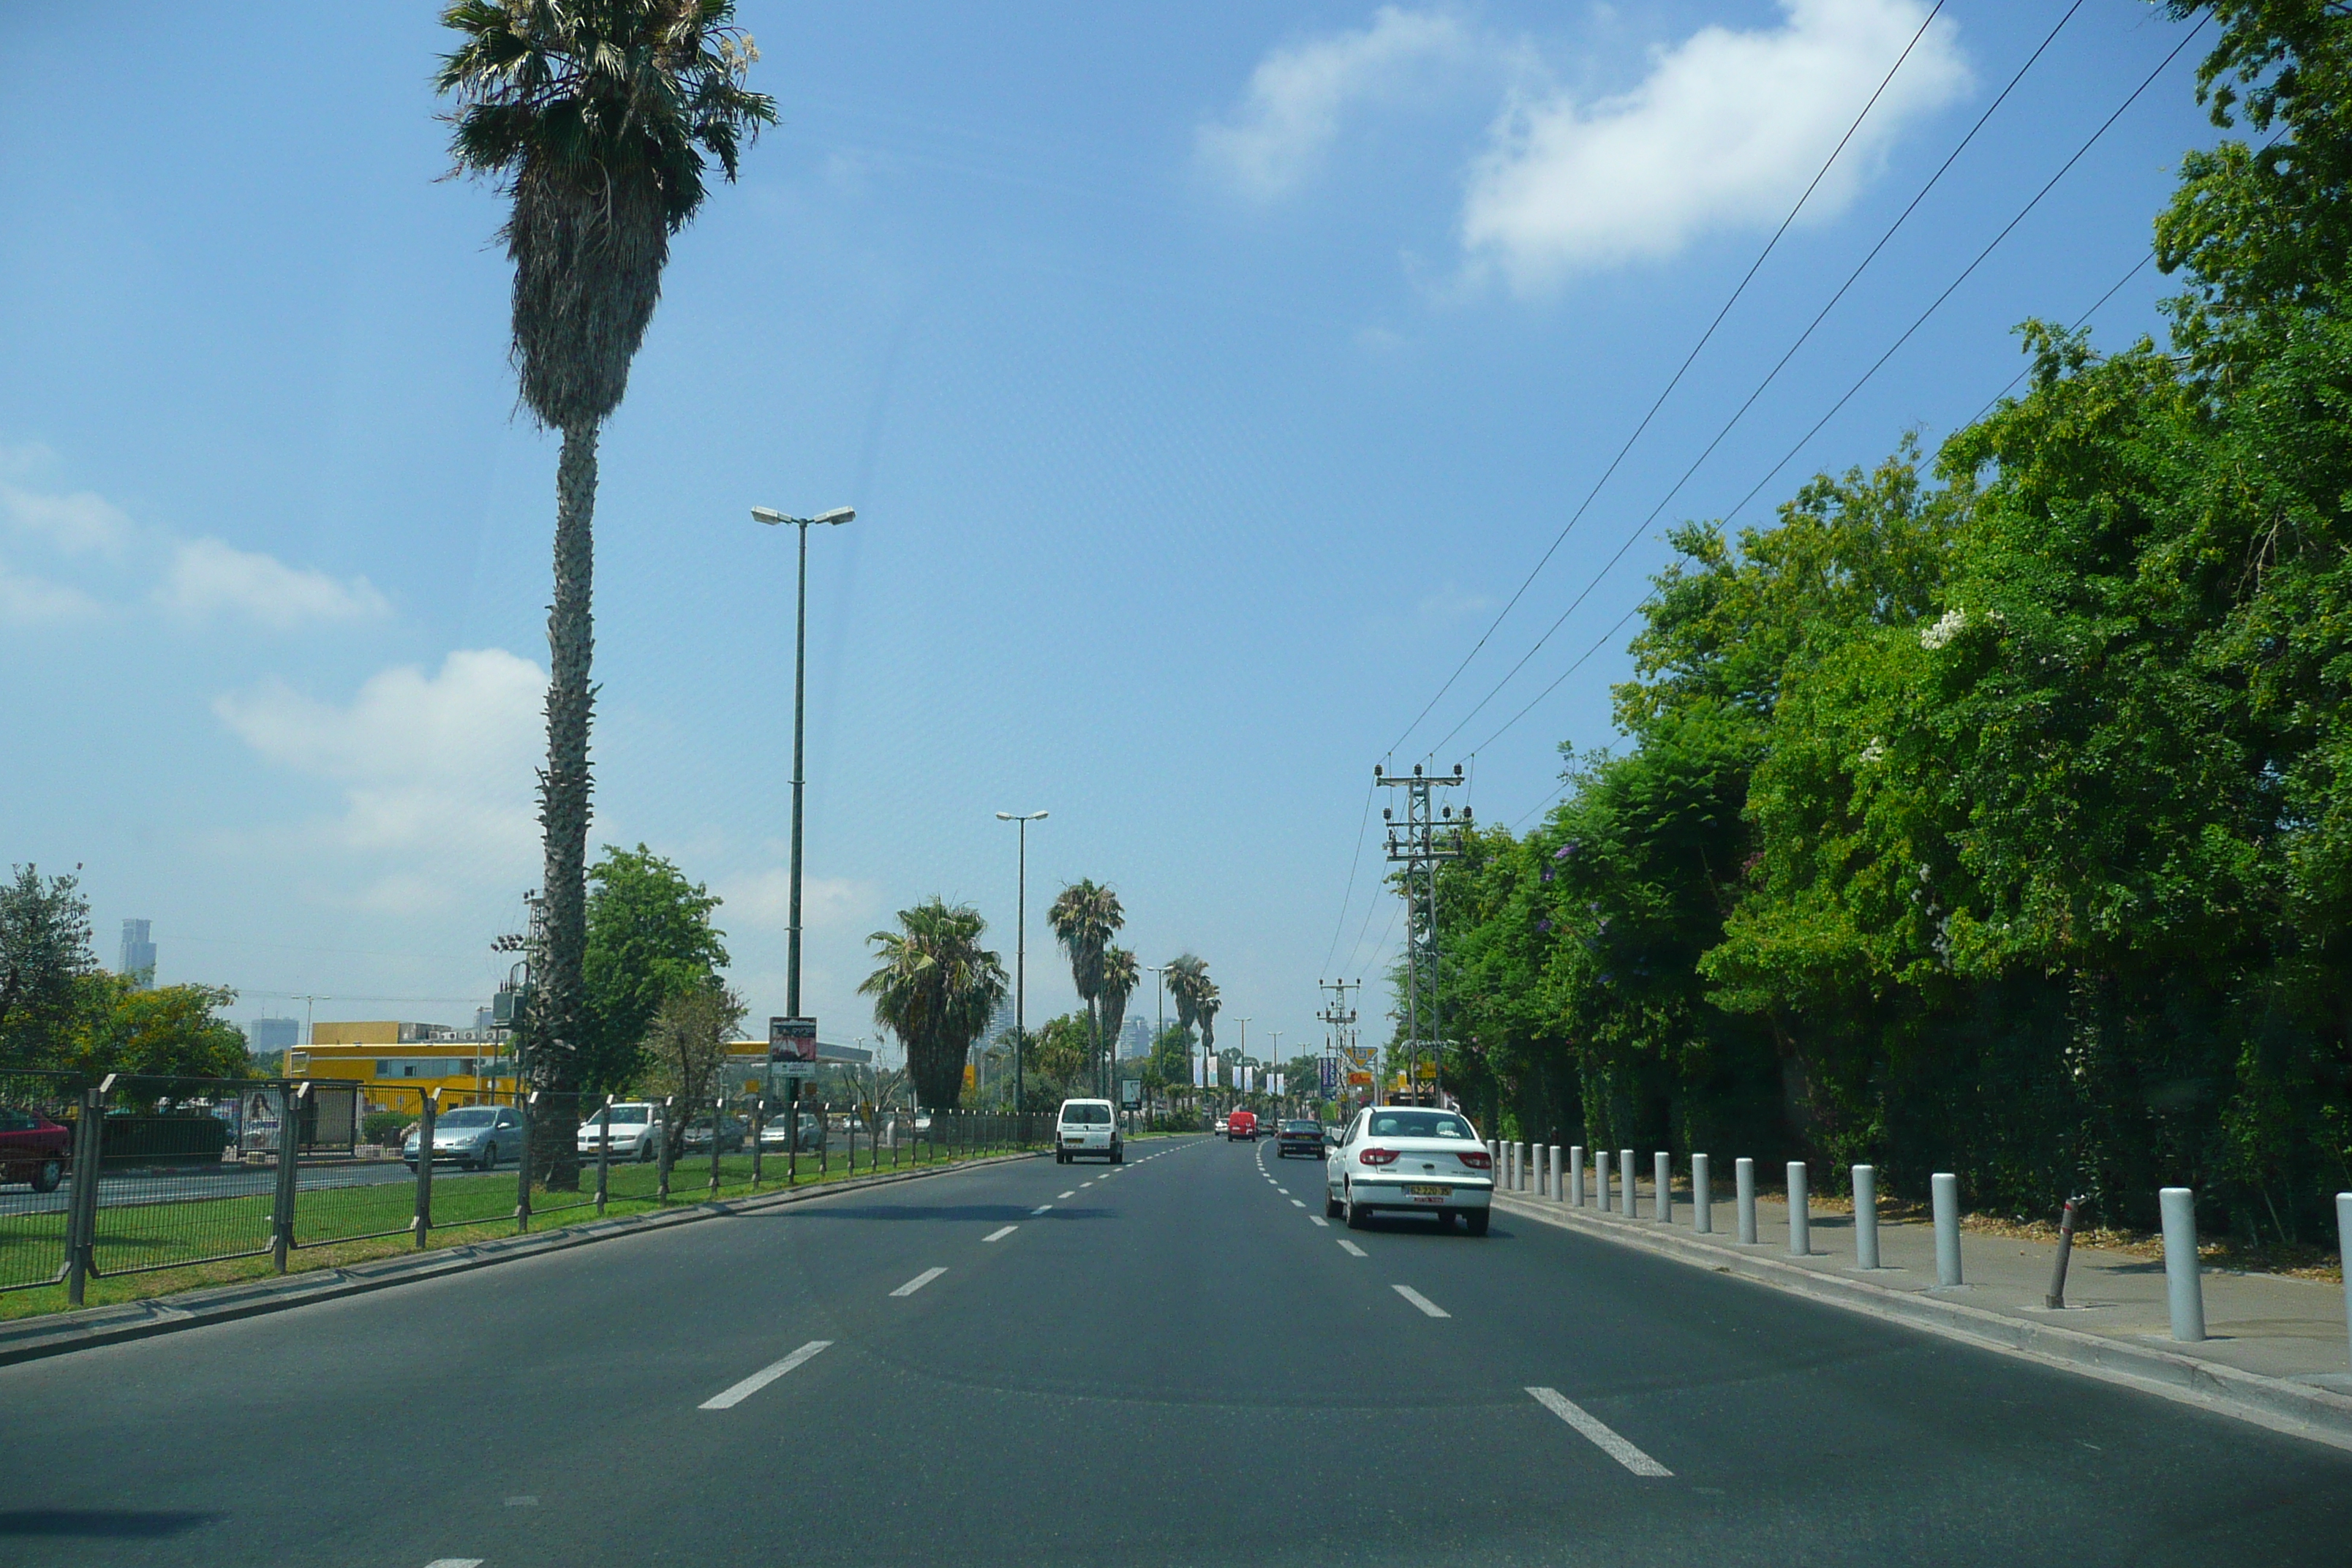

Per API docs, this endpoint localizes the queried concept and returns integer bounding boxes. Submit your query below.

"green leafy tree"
[583,844,729,1097]
[69,978,252,1084]
[1047,881,1124,1096]
[437,0,776,1186]
[0,864,94,1068]
[639,978,745,1161]
[859,899,1008,1109]
[1025,1013,1092,1100]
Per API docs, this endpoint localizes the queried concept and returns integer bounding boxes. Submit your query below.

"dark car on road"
[1275,1119,1325,1159]
[0,1107,72,1192]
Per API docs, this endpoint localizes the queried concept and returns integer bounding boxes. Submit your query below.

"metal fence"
[1,1071,1052,1306]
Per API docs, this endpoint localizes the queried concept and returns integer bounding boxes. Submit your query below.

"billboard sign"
[768,1017,818,1070]
[1120,1079,1142,1110]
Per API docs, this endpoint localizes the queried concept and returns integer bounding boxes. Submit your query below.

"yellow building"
[291,1023,519,1111]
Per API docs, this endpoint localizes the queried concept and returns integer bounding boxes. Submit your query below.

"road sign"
[1346,1071,1373,1088]
[1120,1079,1142,1110]
[1319,1054,1338,1091]
[768,1017,818,1065]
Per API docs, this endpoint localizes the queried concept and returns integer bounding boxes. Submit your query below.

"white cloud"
[1198,7,1483,200]
[0,555,102,625]
[214,649,548,908]
[1,481,132,557]
[162,537,392,627]
[716,870,881,935]
[1461,0,1968,290]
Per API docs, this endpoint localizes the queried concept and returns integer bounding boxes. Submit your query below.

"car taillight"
[1458,1150,1492,1169]
[1358,1147,1399,1166]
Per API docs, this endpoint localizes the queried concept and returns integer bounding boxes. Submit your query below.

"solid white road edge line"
[699,1341,833,1410]
[984,1225,1017,1242]
[891,1267,949,1297]
[1393,1284,1451,1319]
[1337,1239,1368,1257]
[1526,1387,1673,1477]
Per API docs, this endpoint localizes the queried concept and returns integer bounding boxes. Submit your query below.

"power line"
[1382,0,1952,760]
[1419,0,2091,759]
[1322,777,1378,975]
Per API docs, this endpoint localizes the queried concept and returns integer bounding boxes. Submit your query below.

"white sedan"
[1324,1106,1495,1235]
[577,1102,663,1162]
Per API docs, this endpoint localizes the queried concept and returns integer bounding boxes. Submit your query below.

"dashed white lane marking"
[1080,1180,1094,1187]
[1310,1215,1330,1227]
[1527,1387,1673,1477]
[984,1224,1018,1242]
[1032,1205,1052,1215]
[1393,1284,1450,1319]
[892,1267,948,1297]
[700,1340,832,1409]
[425,1560,485,1567]
[1289,1199,1306,1207]
[1276,1188,1289,1194]
[1337,1239,1368,1257]
[1058,1191,1077,1199]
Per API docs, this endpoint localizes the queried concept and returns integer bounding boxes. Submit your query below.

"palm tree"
[1097,946,1138,1098]
[438,1,775,1185]
[1047,881,1123,1097]
[859,899,1008,1110]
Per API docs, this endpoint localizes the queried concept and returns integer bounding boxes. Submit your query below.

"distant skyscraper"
[248,1017,299,1053]
[1120,1016,1153,1060]
[118,919,156,989]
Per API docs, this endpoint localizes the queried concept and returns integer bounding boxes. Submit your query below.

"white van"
[1055,1098,1122,1164]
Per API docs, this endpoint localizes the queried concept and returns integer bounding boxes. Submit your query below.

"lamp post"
[752,505,854,1022]
[1235,1017,1250,1117]
[1269,1029,1282,1116]
[995,810,1047,1117]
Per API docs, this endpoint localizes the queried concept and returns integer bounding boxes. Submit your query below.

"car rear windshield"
[1060,1104,1112,1124]
[1365,1111,1475,1140]
[1282,1121,1320,1133]
[440,1109,497,1128]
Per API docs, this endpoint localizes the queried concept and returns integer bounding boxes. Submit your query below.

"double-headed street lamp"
[995,810,1047,1117]
[751,505,853,1033]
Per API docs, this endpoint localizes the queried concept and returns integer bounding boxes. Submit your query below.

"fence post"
[1736,1157,1757,1244]
[785,1080,799,1188]
[515,1090,537,1233]
[750,1096,764,1189]
[1853,1165,1879,1269]
[595,1094,611,1215]
[1931,1172,1962,1286]
[1618,1147,1635,1217]
[709,1096,724,1196]
[2337,1193,2351,1368]
[2160,1187,2206,1342]
[818,1102,829,1176]
[1692,1153,1711,1234]
[414,1091,437,1245]
[657,1096,674,1201]
[1656,1151,1673,1225]
[64,1085,103,1305]
[274,1082,306,1272]
[1595,1148,1611,1214]
[1569,1145,1585,1207]
[1786,1161,1809,1256]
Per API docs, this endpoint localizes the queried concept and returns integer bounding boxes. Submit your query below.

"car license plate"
[1404,1183,1451,1196]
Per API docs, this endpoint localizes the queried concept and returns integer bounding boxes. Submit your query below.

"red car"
[1224,1110,1258,1141]
[0,1107,72,1192]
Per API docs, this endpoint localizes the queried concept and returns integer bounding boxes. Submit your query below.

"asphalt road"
[1,1134,2348,1567]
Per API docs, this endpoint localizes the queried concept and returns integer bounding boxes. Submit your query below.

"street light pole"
[753,506,854,1022]
[1270,1029,1281,1116]
[995,811,1048,1119]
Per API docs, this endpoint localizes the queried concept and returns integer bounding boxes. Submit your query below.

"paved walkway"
[1500,1163,2352,1390]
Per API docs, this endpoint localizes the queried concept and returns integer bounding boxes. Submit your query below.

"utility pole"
[1319,977,1360,1108]
[1268,1030,1282,1115]
[995,811,1047,1116]
[1378,763,1469,1106]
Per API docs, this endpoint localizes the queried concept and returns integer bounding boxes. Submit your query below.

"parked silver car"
[404,1104,521,1172]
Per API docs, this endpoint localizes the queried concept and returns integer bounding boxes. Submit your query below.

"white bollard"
[1596,1148,1611,1214]
[1692,1153,1711,1234]
[1548,1145,1561,1201]
[1737,1157,1757,1243]
[1931,1172,1962,1286]
[2160,1187,2206,1343]
[2339,1194,2352,1368]
[1787,1161,1810,1256]
[1655,1151,1673,1224]
[1569,1145,1586,1207]
[1853,1165,1880,1270]
[1619,1147,1635,1218]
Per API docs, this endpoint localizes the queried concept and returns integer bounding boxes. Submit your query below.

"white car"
[1055,1098,1123,1164]
[1324,1105,1494,1235]
[577,1101,663,1162]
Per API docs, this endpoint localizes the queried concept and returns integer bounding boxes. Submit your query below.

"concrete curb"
[1493,1191,2352,1454]
[0,1150,1044,1368]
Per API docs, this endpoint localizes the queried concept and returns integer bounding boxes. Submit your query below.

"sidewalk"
[1493,1175,2352,1447]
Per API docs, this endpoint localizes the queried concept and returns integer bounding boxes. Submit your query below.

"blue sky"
[1,1,2215,1062]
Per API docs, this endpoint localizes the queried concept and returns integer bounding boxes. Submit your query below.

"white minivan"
[1055,1098,1123,1164]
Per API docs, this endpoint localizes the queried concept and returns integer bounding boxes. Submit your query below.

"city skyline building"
[118,919,155,989]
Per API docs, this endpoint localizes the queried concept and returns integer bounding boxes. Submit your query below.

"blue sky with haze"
[1,1,2213,1060]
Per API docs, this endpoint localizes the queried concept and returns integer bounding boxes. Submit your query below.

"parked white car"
[577,1102,663,1162]
[1055,1098,1122,1164]
[1324,1105,1493,1235]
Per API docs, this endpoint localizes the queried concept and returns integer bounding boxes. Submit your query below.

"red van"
[1224,1110,1258,1142]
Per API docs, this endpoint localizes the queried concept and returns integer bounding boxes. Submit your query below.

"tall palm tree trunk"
[532,421,598,1189]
